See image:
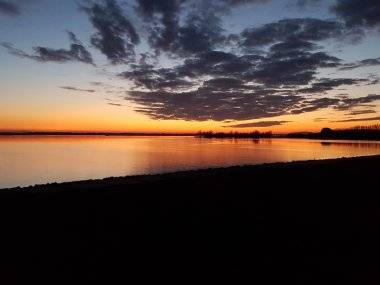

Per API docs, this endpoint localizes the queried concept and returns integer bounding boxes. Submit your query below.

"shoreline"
[0,154,378,283]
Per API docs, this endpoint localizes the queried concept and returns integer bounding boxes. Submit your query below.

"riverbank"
[1,155,379,284]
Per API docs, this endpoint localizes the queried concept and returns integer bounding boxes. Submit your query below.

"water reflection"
[1,136,380,189]
[321,140,380,148]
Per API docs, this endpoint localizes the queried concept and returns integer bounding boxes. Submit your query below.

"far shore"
[0,155,379,283]
[1,125,380,141]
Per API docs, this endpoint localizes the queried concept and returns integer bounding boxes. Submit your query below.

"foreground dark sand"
[1,156,379,284]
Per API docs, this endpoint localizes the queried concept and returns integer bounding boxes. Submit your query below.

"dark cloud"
[114,3,380,124]
[119,64,194,91]
[290,97,341,114]
[127,89,303,121]
[269,38,318,54]
[122,45,341,94]
[135,0,271,56]
[201,78,249,91]
[0,31,94,64]
[171,12,225,56]
[334,116,380,123]
[108,102,123,106]
[367,75,380,85]
[295,0,322,9]
[340,58,380,70]
[194,38,343,91]
[136,0,182,53]
[119,33,365,121]
[175,1,272,55]
[219,0,271,6]
[0,1,20,16]
[296,0,380,33]
[31,44,93,64]
[298,78,368,94]
[0,42,27,57]
[60,86,96,93]
[332,0,380,29]
[66,30,81,44]
[135,0,223,56]
[225,120,291,128]
[90,81,103,86]
[178,51,259,78]
[119,51,262,91]
[244,50,341,87]
[334,94,380,110]
[240,18,344,48]
[81,0,140,64]
[127,85,369,122]
[348,109,377,116]
[0,0,42,16]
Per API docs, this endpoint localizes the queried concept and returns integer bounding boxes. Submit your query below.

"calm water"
[1,136,380,189]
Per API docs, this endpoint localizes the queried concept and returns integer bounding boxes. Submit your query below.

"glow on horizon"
[1,82,378,133]
[1,105,378,134]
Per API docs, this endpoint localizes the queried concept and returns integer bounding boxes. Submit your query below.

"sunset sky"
[1,0,379,133]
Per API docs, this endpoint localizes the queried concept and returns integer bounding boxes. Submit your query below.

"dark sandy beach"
[0,155,379,284]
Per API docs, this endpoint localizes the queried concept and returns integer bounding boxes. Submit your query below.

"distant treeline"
[287,125,380,140]
[197,131,273,139]
[197,125,380,140]
[2,125,380,140]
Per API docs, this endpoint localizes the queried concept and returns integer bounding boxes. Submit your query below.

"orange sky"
[1,80,379,133]
[1,102,378,134]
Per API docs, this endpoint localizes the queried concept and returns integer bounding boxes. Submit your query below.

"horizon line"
[0,129,326,136]
[0,130,304,136]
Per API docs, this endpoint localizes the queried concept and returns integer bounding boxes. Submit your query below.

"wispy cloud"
[80,0,140,64]
[108,102,123,107]
[225,120,291,128]
[348,110,377,116]
[334,116,380,123]
[332,0,380,29]
[340,58,380,70]
[0,1,20,16]
[60,86,95,93]
[1,31,94,65]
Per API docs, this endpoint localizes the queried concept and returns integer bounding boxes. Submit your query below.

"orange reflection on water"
[1,136,380,188]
